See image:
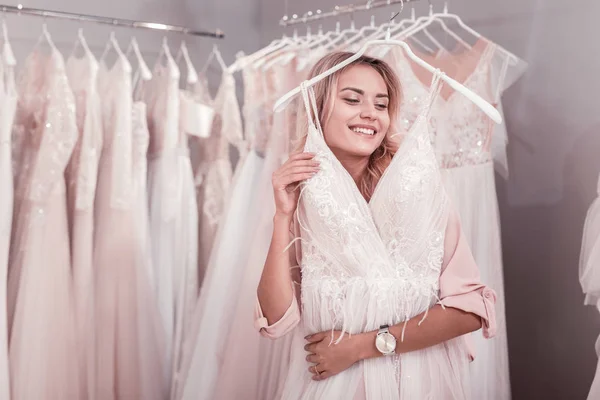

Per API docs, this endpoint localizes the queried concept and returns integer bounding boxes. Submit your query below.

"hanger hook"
[444,0,449,14]
[428,0,433,16]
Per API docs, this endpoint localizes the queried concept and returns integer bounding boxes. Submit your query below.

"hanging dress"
[94,56,166,400]
[267,72,495,400]
[191,71,243,284]
[176,64,268,400]
[7,46,80,400]
[65,50,103,400]
[390,40,511,400]
[210,58,302,400]
[0,33,16,400]
[146,55,198,393]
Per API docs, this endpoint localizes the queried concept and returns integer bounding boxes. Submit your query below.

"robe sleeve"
[439,208,498,359]
[254,220,303,339]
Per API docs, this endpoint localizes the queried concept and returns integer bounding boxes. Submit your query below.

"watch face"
[376,332,396,354]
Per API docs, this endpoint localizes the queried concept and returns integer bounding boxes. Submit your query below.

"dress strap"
[420,69,444,120]
[299,81,324,136]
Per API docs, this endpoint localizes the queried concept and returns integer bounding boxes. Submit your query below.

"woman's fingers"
[279,172,317,187]
[305,353,320,363]
[279,159,320,175]
[312,370,332,381]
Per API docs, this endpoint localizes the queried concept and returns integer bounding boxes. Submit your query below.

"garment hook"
[350,6,355,30]
[428,0,433,16]
[443,0,449,14]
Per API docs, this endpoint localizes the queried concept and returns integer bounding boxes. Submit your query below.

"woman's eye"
[376,104,388,110]
[344,98,360,104]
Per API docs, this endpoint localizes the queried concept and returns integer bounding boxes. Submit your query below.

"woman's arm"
[304,207,496,380]
[257,215,299,325]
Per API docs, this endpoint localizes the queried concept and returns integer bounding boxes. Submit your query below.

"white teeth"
[351,127,376,135]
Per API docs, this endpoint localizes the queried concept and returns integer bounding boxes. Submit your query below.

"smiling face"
[322,64,392,161]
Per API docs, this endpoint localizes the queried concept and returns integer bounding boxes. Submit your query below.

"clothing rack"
[280,0,421,26]
[0,3,225,38]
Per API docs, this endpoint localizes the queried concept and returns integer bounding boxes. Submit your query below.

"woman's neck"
[334,152,370,187]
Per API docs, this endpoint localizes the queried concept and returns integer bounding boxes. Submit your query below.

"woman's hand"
[271,152,320,218]
[304,330,375,381]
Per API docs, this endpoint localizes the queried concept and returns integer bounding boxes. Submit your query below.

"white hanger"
[398,1,471,51]
[1,15,16,66]
[100,31,131,73]
[201,44,227,74]
[34,20,58,53]
[273,14,502,123]
[433,1,519,65]
[154,37,179,78]
[175,41,199,84]
[366,6,435,54]
[69,28,95,60]
[341,15,380,49]
[125,37,152,81]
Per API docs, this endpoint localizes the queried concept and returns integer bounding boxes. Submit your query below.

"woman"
[255,52,497,399]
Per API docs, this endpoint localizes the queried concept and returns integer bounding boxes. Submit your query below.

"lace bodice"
[390,41,497,169]
[12,48,77,203]
[297,73,448,336]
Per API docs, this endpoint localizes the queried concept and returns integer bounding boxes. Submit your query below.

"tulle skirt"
[280,321,471,400]
[176,150,266,400]
[147,149,199,394]
[441,161,511,400]
[8,183,80,400]
[94,150,166,400]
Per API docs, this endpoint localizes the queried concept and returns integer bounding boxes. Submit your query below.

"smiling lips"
[349,125,377,136]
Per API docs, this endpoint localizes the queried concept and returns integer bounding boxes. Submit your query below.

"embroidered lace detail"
[295,75,449,341]
[392,43,497,169]
[13,49,77,204]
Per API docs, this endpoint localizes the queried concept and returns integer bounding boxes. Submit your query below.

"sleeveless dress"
[65,51,103,400]
[0,35,16,400]
[277,71,486,399]
[390,41,511,400]
[7,47,80,400]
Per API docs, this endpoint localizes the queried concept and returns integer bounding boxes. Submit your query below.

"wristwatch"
[375,324,397,356]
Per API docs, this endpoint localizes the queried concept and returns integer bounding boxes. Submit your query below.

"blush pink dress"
[7,47,80,400]
[94,56,166,400]
[65,51,103,400]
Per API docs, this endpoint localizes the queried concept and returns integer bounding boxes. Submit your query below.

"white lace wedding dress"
[279,73,479,399]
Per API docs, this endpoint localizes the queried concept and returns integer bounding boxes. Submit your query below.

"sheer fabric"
[279,72,474,400]
[191,71,243,284]
[146,58,199,393]
[7,47,80,400]
[65,52,103,400]
[175,63,268,400]
[0,36,16,400]
[389,41,511,400]
[94,57,166,400]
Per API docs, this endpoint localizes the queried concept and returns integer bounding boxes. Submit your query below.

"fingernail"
[305,335,311,340]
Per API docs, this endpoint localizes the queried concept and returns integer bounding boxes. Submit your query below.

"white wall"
[257,1,600,399]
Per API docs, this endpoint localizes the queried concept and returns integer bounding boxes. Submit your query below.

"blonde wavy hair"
[293,51,403,201]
